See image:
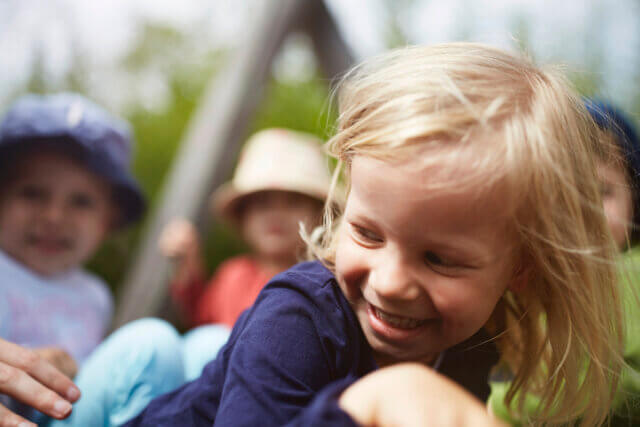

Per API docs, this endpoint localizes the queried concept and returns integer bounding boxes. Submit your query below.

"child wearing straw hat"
[160,128,331,329]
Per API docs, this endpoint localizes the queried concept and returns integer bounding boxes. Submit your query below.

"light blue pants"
[47,318,230,427]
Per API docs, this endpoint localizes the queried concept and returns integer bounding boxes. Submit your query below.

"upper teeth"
[374,307,426,329]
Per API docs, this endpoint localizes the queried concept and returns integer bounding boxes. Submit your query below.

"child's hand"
[159,218,206,286]
[339,363,506,427]
[33,347,78,379]
[0,338,80,426]
[159,218,200,261]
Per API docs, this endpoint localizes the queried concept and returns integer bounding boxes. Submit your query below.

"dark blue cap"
[0,93,146,227]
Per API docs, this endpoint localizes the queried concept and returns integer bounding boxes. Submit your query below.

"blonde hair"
[306,43,624,425]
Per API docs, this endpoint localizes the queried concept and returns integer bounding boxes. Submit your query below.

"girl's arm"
[159,218,207,285]
[340,363,506,427]
[159,218,208,325]
[125,264,366,426]
[129,264,506,426]
[213,278,504,426]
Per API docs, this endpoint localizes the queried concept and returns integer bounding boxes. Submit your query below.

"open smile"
[367,303,435,341]
[27,235,73,253]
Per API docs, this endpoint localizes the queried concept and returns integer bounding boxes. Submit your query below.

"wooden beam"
[303,0,356,80]
[113,0,313,328]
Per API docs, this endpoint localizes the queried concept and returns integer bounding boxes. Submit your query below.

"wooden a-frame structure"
[113,0,354,327]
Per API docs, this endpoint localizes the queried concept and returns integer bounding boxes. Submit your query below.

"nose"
[368,253,422,301]
[42,199,66,225]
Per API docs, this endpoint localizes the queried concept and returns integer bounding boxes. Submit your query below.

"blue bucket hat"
[585,98,640,242]
[0,93,146,227]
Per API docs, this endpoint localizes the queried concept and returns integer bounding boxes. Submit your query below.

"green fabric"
[488,380,541,426]
[487,248,640,424]
[611,247,640,423]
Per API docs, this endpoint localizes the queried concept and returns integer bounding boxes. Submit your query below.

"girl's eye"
[424,251,457,268]
[70,194,96,209]
[600,182,613,197]
[351,224,383,244]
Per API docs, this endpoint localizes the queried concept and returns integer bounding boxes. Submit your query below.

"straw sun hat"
[211,128,332,225]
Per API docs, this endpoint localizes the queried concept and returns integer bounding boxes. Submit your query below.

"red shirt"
[170,256,272,329]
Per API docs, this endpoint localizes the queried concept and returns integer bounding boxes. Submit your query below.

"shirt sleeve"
[170,257,256,328]
[612,250,640,420]
[169,275,208,327]
[125,264,367,427]
[82,273,114,338]
[282,377,359,427]
[212,280,357,426]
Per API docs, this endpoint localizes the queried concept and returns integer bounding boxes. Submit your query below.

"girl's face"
[242,190,322,263]
[0,151,113,277]
[596,159,633,250]
[335,155,519,367]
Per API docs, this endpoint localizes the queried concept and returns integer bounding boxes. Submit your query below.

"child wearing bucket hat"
[160,128,330,329]
[0,92,146,378]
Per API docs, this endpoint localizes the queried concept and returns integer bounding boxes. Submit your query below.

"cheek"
[280,208,316,233]
[281,211,307,233]
[75,213,110,247]
[334,234,368,298]
[242,212,263,236]
[0,203,28,233]
[603,196,633,237]
[433,277,506,328]
[604,198,622,221]
[297,204,322,225]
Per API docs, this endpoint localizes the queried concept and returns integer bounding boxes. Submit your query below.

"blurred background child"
[159,128,331,330]
[0,93,146,374]
[587,100,640,422]
[489,99,640,423]
[586,100,640,251]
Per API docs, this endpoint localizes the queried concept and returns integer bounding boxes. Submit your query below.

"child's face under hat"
[597,152,634,250]
[0,150,114,276]
[240,190,323,262]
[586,99,640,248]
[211,128,331,226]
[0,93,146,228]
[211,128,330,264]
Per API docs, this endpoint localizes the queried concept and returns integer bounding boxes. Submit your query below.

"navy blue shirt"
[124,261,377,426]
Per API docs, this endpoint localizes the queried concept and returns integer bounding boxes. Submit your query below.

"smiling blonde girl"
[51,43,624,427]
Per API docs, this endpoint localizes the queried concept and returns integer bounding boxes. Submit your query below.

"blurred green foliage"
[88,69,336,297]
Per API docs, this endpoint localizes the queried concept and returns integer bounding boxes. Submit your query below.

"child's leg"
[181,324,231,381]
[49,318,185,427]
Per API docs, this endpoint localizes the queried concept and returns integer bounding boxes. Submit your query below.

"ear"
[508,263,530,293]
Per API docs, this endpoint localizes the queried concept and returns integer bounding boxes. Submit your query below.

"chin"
[263,245,298,259]
[30,259,73,277]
